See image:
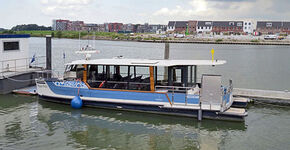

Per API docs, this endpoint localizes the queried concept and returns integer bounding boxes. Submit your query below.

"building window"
[245,27,247,29]
[3,41,20,51]
[237,22,242,26]
[205,22,212,25]
[201,27,203,29]
[249,23,251,25]
[245,22,247,25]
[229,22,234,25]
[266,23,272,27]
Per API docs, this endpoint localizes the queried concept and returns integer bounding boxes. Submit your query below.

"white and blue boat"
[36,52,247,121]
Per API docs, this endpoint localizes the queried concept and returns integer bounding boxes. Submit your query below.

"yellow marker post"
[211,48,215,62]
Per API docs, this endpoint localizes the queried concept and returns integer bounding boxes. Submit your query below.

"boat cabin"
[64,58,226,92]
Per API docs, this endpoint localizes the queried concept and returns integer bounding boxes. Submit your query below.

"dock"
[233,88,290,105]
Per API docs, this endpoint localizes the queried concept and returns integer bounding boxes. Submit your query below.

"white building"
[167,21,176,32]
[0,34,30,72]
[196,21,213,33]
[243,20,256,34]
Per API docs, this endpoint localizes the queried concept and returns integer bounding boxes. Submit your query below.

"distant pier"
[233,88,290,105]
[138,40,290,46]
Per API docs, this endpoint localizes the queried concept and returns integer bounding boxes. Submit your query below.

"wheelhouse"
[63,58,226,92]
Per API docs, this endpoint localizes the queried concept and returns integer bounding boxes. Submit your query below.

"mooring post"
[46,35,52,78]
[164,43,169,81]
[164,43,169,59]
[198,109,202,121]
[46,35,52,70]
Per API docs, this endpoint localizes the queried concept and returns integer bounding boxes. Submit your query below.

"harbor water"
[29,37,290,91]
[0,37,290,150]
[0,94,290,150]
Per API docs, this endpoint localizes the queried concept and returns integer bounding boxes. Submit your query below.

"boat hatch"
[200,75,232,111]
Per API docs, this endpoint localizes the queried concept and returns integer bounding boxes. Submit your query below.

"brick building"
[68,21,84,31]
[167,21,188,33]
[196,21,213,33]
[108,23,123,32]
[282,22,290,34]
[188,20,197,34]
[212,21,243,34]
[256,21,290,35]
[52,19,70,31]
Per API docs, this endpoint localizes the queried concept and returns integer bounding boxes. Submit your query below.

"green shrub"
[250,39,259,42]
[215,39,223,42]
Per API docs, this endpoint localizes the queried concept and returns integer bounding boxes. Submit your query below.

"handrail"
[155,85,196,105]
[0,56,46,76]
[156,82,233,111]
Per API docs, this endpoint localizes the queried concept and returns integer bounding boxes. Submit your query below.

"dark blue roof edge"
[0,34,30,38]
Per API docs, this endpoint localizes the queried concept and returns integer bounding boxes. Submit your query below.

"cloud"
[150,0,290,24]
[40,0,95,17]
[153,6,195,18]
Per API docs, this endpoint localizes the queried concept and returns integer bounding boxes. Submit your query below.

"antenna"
[93,32,96,49]
[76,30,100,60]
[75,50,100,60]
[78,31,81,50]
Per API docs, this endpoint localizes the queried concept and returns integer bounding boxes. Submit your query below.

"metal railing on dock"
[0,56,46,77]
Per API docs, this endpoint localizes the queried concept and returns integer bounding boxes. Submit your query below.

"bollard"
[198,109,202,121]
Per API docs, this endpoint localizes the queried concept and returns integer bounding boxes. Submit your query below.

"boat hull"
[36,80,247,122]
[39,95,246,122]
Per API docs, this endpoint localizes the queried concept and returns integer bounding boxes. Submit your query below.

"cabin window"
[86,65,151,91]
[3,41,19,51]
[156,67,167,86]
[76,65,84,79]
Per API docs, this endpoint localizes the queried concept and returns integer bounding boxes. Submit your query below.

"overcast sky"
[0,0,290,29]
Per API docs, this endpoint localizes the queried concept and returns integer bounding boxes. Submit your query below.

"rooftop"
[67,58,226,67]
[0,34,30,38]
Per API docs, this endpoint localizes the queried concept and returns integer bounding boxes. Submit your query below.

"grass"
[215,39,223,42]
[0,30,130,40]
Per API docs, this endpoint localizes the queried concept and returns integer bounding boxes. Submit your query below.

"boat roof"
[66,58,226,67]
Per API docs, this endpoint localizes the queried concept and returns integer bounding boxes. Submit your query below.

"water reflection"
[0,94,248,150]
[38,99,246,150]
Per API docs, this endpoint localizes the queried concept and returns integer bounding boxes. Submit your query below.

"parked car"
[175,34,185,38]
[277,36,285,40]
[264,35,277,40]
[159,35,167,38]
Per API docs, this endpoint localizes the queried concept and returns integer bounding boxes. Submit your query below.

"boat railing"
[156,80,234,112]
[221,79,234,111]
[0,56,46,77]
[86,79,151,90]
[155,85,195,105]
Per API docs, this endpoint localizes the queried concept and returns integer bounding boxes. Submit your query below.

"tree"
[11,24,51,31]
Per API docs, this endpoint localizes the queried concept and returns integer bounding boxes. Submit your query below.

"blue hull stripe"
[46,81,200,104]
